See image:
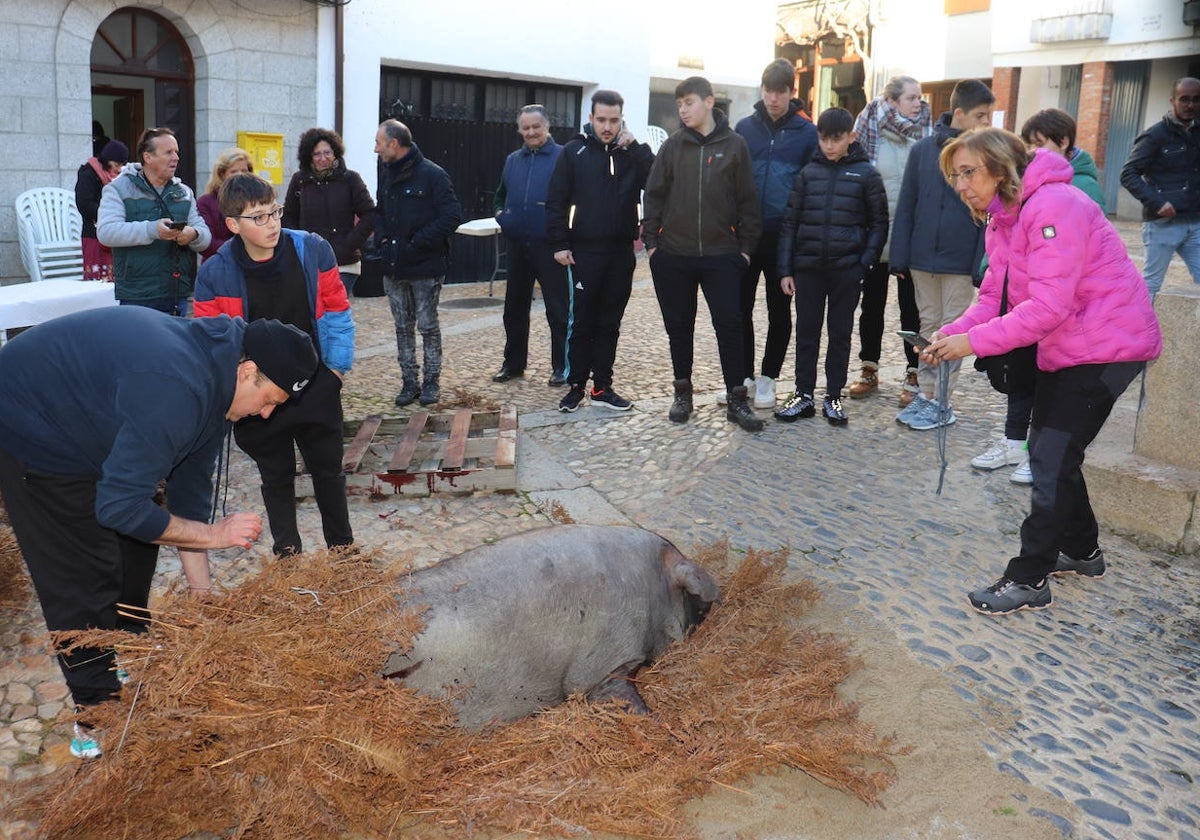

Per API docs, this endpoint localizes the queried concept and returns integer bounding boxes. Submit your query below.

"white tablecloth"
[0,280,118,343]
[455,217,501,236]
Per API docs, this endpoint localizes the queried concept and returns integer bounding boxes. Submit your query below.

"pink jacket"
[943,149,1161,372]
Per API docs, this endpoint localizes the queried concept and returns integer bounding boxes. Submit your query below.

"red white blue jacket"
[193,229,355,374]
[944,149,1161,372]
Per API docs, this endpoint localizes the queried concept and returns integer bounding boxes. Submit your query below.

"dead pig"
[383,524,718,729]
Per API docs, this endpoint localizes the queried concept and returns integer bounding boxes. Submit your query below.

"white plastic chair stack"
[646,125,669,154]
[15,188,84,282]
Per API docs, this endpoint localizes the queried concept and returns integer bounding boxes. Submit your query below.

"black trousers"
[501,238,569,374]
[857,262,921,369]
[1005,361,1143,584]
[0,447,157,707]
[563,245,635,390]
[792,266,863,397]
[234,364,352,556]
[650,250,746,390]
[740,231,793,380]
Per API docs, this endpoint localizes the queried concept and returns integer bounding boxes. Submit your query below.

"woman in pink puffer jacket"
[923,130,1162,617]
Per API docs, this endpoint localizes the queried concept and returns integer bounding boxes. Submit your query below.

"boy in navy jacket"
[775,108,888,425]
[195,173,355,557]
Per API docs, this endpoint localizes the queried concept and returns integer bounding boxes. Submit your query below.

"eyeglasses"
[946,166,982,185]
[312,149,336,158]
[232,206,284,226]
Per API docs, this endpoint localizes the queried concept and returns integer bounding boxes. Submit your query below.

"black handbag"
[973,270,1038,395]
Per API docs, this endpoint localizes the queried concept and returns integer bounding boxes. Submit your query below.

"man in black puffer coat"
[775,107,888,425]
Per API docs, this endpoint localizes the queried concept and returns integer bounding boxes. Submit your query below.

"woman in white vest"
[848,76,932,405]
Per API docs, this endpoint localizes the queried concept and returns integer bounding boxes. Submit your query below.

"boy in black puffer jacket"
[776,107,888,425]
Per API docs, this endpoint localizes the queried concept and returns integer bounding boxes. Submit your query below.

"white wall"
[339,0,657,193]
[992,0,1198,66]
[871,0,993,93]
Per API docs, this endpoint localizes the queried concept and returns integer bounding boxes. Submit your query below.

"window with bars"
[381,67,580,128]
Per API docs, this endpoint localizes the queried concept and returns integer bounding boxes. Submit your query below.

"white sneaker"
[970,438,1026,471]
[716,390,728,405]
[753,376,776,408]
[1010,460,1033,485]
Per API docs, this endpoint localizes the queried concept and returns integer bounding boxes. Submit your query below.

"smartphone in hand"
[897,330,932,349]
[167,220,187,230]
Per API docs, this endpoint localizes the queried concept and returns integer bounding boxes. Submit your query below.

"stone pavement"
[1,231,1197,838]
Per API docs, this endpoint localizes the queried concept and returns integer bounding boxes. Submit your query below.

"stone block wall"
[0,0,320,285]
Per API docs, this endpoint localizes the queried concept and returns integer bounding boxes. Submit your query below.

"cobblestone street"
[1,231,1197,838]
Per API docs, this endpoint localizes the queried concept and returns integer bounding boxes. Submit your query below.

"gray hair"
[517,104,550,127]
[883,75,920,103]
[379,119,412,148]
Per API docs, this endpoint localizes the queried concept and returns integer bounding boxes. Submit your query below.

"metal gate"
[1103,61,1149,213]
[380,68,581,283]
[1058,64,1082,119]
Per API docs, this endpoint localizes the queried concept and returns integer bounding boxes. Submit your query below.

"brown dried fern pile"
[0,523,31,609]
[9,542,902,839]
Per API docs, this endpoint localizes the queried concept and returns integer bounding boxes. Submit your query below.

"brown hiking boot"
[898,368,919,407]
[847,365,878,399]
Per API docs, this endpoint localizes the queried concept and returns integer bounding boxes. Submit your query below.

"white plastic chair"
[646,125,669,154]
[15,188,84,282]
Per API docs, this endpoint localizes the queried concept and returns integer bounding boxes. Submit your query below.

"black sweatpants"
[857,262,921,369]
[1005,361,1143,584]
[739,231,793,381]
[501,238,569,375]
[0,447,158,707]
[792,266,863,397]
[650,250,746,390]
[234,364,352,556]
[563,245,635,391]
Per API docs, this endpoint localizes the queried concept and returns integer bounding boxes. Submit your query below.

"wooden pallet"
[294,406,517,498]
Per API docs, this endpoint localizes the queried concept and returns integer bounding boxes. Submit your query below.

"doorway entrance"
[90,8,196,188]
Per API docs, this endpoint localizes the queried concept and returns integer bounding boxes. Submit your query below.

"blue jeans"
[384,275,442,387]
[1142,214,1200,295]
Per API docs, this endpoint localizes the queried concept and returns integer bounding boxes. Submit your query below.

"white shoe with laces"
[971,438,1026,471]
[1010,460,1033,485]
[753,376,776,408]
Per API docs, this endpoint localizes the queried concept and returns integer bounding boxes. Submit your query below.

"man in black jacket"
[1120,76,1200,296]
[642,76,764,432]
[374,120,463,407]
[546,90,655,412]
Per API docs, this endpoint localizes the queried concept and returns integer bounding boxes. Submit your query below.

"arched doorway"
[90,7,196,188]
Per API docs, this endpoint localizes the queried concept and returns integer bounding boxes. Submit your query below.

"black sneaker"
[968,576,1052,615]
[590,387,632,411]
[774,392,815,422]
[559,384,587,412]
[547,371,567,386]
[1052,548,1105,578]
[823,395,847,425]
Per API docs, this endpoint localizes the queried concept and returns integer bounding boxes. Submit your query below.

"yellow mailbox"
[237,131,285,185]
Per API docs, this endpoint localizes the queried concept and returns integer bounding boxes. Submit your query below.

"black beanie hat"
[99,140,129,167]
[242,318,319,394]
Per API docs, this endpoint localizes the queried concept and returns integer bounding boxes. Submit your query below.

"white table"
[454,217,504,295]
[0,280,118,345]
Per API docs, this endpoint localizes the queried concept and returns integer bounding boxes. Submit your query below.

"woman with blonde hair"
[197,147,254,262]
[922,127,1161,616]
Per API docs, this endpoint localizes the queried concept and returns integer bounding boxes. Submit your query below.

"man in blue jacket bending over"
[0,308,317,759]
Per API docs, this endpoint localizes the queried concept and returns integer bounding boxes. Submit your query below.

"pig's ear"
[662,544,719,603]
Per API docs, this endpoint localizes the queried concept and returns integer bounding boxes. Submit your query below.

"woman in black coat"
[282,127,375,295]
[75,139,128,281]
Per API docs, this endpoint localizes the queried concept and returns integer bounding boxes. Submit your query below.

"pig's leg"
[585,660,650,714]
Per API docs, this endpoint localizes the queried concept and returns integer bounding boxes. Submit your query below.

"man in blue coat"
[491,105,570,385]
[0,308,316,758]
[735,59,817,409]
[1120,76,1200,296]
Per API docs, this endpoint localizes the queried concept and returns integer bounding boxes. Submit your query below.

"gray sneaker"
[906,398,956,431]
[895,393,930,425]
[1052,548,1105,578]
[968,576,1052,615]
